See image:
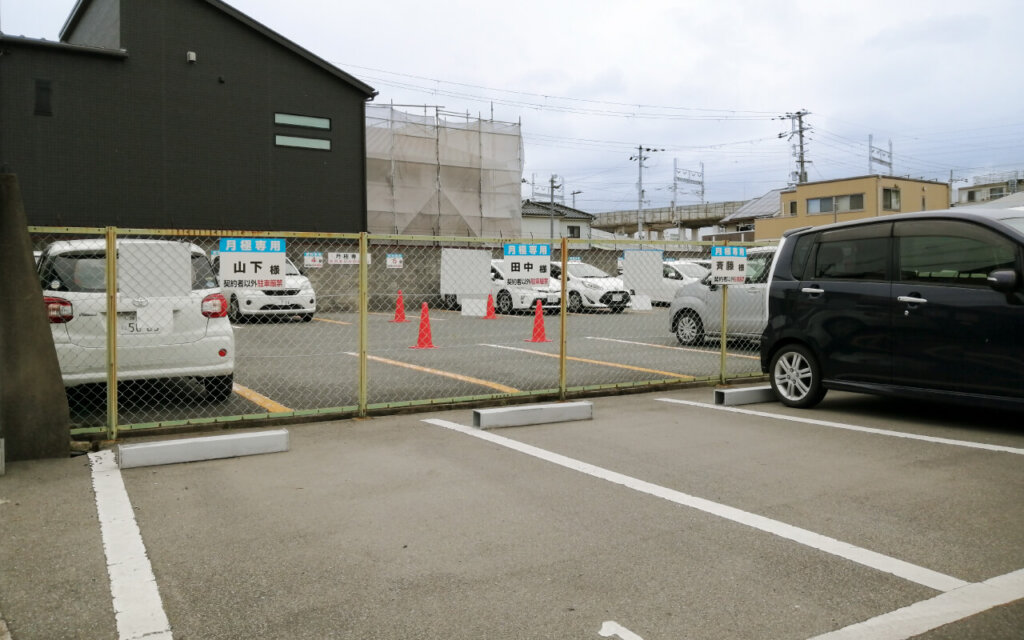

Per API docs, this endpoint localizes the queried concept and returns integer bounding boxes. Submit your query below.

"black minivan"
[760,207,1024,409]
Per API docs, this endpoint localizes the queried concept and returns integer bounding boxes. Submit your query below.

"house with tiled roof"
[520,199,595,239]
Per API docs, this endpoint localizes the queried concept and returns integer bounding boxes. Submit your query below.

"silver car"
[668,246,776,345]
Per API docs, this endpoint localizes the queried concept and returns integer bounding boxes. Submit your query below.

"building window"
[789,201,797,216]
[34,79,53,116]
[807,194,864,215]
[990,186,1005,199]
[275,135,331,151]
[883,188,901,211]
[275,113,331,130]
[967,190,976,202]
[567,225,581,238]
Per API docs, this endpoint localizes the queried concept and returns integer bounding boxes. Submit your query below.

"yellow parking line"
[345,353,519,393]
[587,336,761,360]
[482,344,694,380]
[232,383,293,413]
[314,317,352,326]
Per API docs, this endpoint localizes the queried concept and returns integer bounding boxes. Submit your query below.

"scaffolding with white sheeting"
[366,105,524,237]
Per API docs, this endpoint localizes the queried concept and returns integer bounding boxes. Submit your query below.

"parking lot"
[3,386,1023,639]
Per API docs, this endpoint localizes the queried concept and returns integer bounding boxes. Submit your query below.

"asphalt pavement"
[2,386,1023,639]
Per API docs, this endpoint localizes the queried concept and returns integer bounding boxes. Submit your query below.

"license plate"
[611,293,623,302]
[547,295,558,303]
[117,312,161,335]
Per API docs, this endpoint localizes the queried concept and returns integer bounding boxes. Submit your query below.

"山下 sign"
[218,238,286,289]
[502,243,551,286]
[710,246,747,285]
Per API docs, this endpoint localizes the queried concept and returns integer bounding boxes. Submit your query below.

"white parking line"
[807,568,1024,640]
[422,418,967,592]
[656,399,1024,456]
[89,451,173,640]
[587,336,760,360]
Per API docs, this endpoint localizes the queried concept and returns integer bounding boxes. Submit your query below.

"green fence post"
[105,226,118,440]
[558,237,568,401]
[358,232,368,417]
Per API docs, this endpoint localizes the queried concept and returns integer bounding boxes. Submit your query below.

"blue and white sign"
[502,243,551,286]
[386,253,404,269]
[218,237,287,289]
[304,251,324,269]
[710,245,747,284]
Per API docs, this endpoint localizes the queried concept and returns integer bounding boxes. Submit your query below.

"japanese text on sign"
[710,246,748,285]
[218,237,286,289]
[503,243,550,286]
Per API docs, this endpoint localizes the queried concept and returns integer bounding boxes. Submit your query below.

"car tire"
[769,344,827,408]
[568,291,584,313]
[674,310,704,346]
[496,290,514,315]
[442,294,460,311]
[203,374,234,403]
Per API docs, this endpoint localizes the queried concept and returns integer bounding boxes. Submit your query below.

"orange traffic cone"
[483,294,497,319]
[525,299,551,343]
[410,302,436,349]
[390,290,410,323]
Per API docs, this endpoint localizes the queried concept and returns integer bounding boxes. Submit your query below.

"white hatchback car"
[216,256,316,323]
[38,239,236,401]
[550,261,631,313]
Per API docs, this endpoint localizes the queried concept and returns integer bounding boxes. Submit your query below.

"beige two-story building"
[756,175,950,241]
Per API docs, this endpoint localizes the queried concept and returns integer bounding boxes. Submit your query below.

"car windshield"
[285,259,301,276]
[673,262,708,278]
[566,263,609,278]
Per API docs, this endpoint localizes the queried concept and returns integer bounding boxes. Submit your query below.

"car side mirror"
[987,269,1017,293]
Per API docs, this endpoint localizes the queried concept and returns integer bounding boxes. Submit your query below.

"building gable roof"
[521,199,594,221]
[59,0,376,98]
[719,189,782,223]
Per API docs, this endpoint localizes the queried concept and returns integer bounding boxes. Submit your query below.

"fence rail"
[29,226,774,439]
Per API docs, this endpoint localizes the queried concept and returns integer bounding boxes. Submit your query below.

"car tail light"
[44,296,74,323]
[201,293,228,318]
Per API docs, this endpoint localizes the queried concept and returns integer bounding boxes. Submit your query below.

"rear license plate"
[117,312,161,335]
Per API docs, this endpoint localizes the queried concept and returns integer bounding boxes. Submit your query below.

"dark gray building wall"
[0,0,372,232]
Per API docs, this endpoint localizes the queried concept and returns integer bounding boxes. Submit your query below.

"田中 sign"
[502,243,551,286]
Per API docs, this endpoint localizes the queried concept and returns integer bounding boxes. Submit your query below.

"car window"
[745,251,775,284]
[790,233,817,280]
[43,249,219,292]
[809,223,891,281]
[567,263,609,278]
[895,220,1018,286]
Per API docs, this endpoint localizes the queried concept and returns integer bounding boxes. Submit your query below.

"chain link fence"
[30,227,775,438]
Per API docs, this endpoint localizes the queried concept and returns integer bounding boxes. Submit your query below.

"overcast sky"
[3,0,1022,213]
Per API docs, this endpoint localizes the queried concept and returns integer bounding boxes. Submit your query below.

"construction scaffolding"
[366,105,524,237]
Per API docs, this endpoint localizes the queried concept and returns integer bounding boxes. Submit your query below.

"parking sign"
[502,243,551,286]
[710,246,747,284]
[218,237,287,289]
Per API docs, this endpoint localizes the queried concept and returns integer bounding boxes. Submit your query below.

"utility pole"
[571,190,582,209]
[630,145,663,238]
[778,110,810,184]
[548,174,561,238]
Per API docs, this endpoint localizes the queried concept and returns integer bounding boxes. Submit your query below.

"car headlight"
[581,280,602,291]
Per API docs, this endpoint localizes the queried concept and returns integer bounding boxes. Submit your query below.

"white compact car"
[550,261,631,313]
[490,259,562,314]
[38,239,236,401]
[216,256,316,322]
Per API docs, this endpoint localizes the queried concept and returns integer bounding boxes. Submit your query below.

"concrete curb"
[117,429,289,469]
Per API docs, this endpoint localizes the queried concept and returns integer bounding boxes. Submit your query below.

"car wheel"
[674,310,704,346]
[203,374,234,403]
[568,291,584,313]
[442,294,460,310]
[769,344,827,408]
[299,313,314,323]
[228,296,243,323]
[496,290,514,315]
